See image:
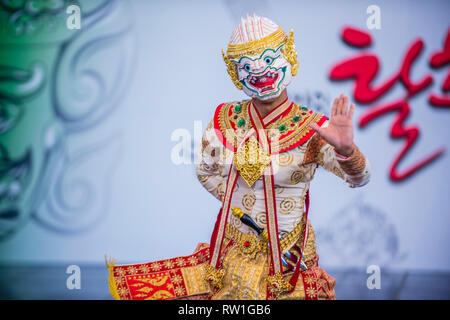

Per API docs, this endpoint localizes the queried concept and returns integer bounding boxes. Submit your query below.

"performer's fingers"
[342,96,349,115]
[331,98,338,117]
[348,103,355,119]
[337,94,344,115]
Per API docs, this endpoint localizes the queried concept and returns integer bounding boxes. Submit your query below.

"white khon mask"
[222,14,299,101]
[232,44,293,100]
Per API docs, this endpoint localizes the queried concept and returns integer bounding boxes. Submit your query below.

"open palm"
[309,94,355,157]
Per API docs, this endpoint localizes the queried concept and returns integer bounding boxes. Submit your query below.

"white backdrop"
[0,0,449,273]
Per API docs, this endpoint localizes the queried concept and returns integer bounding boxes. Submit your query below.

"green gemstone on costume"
[278,124,286,132]
[237,118,245,127]
[301,106,308,111]
[292,115,301,122]
[234,104,242,113]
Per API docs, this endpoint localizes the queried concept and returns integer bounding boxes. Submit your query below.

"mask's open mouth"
[247,70,279,93]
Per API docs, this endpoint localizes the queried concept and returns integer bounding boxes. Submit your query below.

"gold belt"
[225,219,306,255]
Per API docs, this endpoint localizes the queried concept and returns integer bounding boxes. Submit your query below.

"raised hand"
[308,94,355,157]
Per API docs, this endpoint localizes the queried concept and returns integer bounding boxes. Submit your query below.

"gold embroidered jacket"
[195,99,371,300]
[197,100,371,240]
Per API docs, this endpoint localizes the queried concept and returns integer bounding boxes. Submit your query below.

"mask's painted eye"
[244,64,251,71]
[264,57,274,64]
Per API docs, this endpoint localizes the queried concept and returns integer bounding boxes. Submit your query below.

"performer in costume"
[196,14,370,300]
[106,14,370,301]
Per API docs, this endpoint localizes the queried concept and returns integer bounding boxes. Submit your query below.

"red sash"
[208,99,320,299]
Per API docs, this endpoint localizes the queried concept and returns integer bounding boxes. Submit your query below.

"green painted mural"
[0,0,136,240]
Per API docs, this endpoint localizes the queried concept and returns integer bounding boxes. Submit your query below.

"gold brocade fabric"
[235,136,272,187]
[211,241,269,300]
[214,100,327,154]
[210,221,336,300]
[196,100,371,300]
